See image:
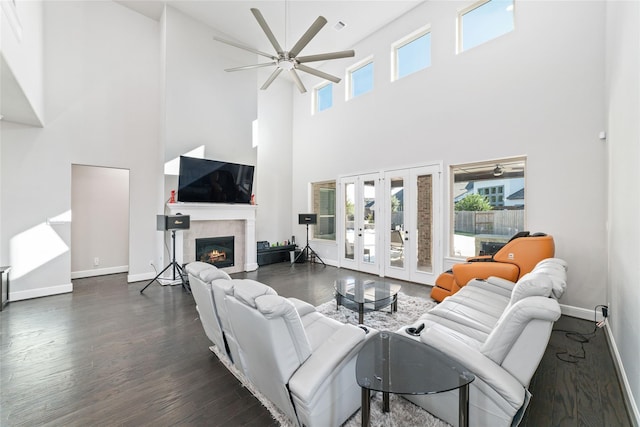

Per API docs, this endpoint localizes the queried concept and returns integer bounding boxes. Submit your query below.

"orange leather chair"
[431,232,555,302]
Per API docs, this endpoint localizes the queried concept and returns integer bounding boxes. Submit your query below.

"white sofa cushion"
[185,261,214,276]
[256,295,313,363]
[233,279,277,307]
[200,267,231,282]
[508,273,553,306]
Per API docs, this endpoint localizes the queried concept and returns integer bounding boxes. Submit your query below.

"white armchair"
[224,279,368,427]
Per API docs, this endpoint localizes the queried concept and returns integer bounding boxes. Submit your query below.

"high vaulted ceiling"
[117,1,424,57]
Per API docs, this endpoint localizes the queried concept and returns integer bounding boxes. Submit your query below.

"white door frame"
[337,163,443,284]
[338,173,381,275]
[383,164,442,284]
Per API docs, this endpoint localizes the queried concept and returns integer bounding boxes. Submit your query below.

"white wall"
[163,6,257,166]
[0,0,44,125]
[256,77,294,244]
[0,1,161,299]
[71,165,129,278]
[605,0,640,421]
[288,0,607,313]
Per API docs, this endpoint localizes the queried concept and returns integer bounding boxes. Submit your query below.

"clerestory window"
[314,82,333,113]
[393,27,432,80]
[347,58,374,99]
[458,0,514,53]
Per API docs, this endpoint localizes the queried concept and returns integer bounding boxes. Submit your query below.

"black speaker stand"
[140,229,188,294]
[293,223,326,266]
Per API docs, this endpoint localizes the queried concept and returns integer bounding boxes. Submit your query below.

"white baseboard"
[559,303,602,321]
[127,271,156,283]
[604,324,640,426]
[10,283,73,302]
[71,265,128,279]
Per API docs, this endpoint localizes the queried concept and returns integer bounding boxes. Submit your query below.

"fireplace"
[196,236,234,268]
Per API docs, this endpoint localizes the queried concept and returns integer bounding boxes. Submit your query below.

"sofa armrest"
[452,262,520,287]
[288,297,317,317]
[421,324,526,411]
[289,324,366,402]
[466,255,494,262]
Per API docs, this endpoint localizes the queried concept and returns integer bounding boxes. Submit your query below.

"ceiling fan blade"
[289,16,328,58]
[261,68,283,90]
[250,8,284,55]
[213,36,277,60]
[296,64,341,84]
[296,50,355,63]
[224,62,276,72]
[289,69,307,93]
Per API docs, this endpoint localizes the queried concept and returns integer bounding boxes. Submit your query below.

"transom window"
[458,0,514,52]
[393,27,432,80]
[450,157,525,258]
[314,83,333,113]
[347,59,374,99]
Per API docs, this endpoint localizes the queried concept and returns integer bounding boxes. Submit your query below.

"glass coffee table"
[334,277,401,324]
[356,331,475,427]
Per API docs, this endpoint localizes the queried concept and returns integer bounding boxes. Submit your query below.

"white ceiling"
[117,1,424,56]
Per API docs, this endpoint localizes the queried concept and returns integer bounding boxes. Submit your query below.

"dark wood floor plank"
[0,263,633,427]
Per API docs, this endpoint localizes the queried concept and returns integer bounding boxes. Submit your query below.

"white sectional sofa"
[187,258,566,427]
[397,258,568,427]
[185,261,370,427]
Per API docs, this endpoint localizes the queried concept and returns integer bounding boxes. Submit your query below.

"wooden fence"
[454,210,524,236]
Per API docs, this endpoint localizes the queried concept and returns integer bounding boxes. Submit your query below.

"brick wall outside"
[417,174,433,270]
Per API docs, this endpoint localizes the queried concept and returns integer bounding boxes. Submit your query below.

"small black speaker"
[298,214,317,225]
[157,214,190,231]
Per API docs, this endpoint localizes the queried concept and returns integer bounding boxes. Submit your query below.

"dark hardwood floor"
[0,263,632,426]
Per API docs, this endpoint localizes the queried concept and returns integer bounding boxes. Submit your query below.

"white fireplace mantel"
[167,203,258,272]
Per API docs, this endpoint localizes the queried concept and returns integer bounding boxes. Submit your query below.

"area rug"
[211,293,449,427]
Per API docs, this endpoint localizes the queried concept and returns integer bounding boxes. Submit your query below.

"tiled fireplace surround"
[167,203,258,274]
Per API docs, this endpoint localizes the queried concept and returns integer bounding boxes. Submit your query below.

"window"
[450,158,525,258]
[478,186,504,207]
[458,0,514,52]
[348,59,374,99]
[312,181,336,240]
[314,83,333,113]
[393,27,431,80]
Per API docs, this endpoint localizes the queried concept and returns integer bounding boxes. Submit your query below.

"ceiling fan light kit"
[214,8,355,93]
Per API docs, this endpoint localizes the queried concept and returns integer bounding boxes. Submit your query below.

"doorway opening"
[71,165,130,279]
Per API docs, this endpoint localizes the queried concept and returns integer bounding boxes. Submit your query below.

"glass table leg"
[361,388,370,427]
[459,383,470,427]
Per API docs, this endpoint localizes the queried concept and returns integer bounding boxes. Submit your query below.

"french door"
[340,173,380,275]
[384,165,441,284]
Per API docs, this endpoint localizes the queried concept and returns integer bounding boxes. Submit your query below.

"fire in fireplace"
[196,236,234,268]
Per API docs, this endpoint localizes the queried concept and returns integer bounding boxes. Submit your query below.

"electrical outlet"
[94,257,99,267]
[602,306,609,318]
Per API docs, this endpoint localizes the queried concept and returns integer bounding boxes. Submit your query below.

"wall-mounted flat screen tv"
[178,156,255,204]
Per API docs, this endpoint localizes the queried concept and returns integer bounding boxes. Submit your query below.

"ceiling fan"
[213,8,355,93]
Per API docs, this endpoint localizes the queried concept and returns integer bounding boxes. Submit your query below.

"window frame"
[457,0,515,54]
[313,81,333,114]
[391,25,432,81]
[311,180,337,241]
[449,157,526,258]
[346,56,374,100]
